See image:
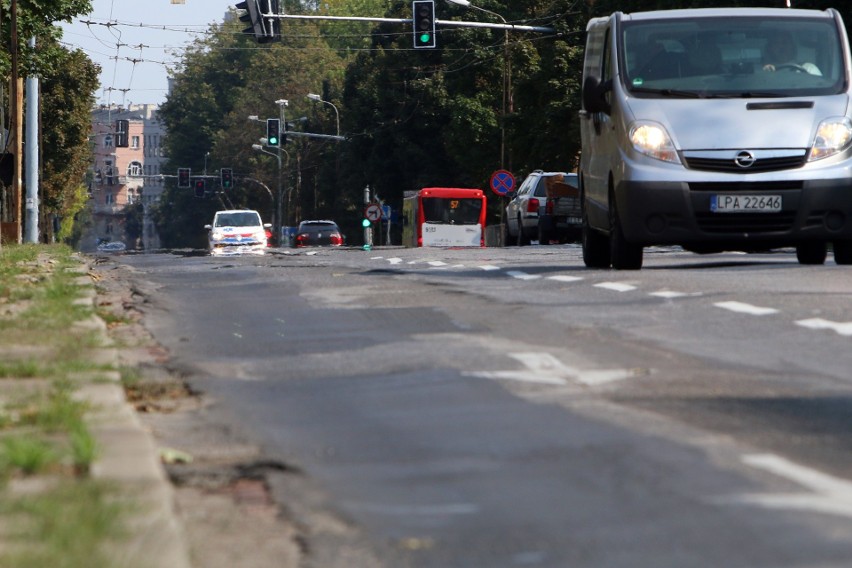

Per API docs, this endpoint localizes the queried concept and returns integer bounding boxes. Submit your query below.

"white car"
[205,209,271,255]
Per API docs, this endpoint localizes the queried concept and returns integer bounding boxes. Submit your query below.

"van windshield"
[621,16,845,98]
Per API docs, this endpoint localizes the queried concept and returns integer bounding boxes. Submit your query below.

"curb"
[74,262,193,568]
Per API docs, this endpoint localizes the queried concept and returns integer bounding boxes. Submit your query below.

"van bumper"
[615,177,852,248]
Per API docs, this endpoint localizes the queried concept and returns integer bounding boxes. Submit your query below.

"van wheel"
[833,240,852,265]
[582,205,610,268]
[609,194,643,270]
[516,217,531,246]
[796,242,827,265]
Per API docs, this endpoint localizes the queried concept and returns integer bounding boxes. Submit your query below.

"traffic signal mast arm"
[260,13,554,33]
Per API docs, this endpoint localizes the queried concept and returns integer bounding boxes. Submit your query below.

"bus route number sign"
[490,170,515,196]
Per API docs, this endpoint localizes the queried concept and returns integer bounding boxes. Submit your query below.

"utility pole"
[25,36,39,243]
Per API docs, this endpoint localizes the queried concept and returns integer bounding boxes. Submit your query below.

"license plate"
[711,194,782,213]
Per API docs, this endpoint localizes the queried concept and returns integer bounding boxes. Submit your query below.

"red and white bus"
[402,187,487,247]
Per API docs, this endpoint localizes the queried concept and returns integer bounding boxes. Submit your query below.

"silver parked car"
[504,170,569,246]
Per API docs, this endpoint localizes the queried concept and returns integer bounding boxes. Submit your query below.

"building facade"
[88,103,166,250]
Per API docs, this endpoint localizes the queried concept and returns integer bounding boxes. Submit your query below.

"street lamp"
[446,0,510,170]
[306,93,340,137]
[252,142,290,246]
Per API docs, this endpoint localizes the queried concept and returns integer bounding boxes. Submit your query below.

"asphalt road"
[116,244,852,568]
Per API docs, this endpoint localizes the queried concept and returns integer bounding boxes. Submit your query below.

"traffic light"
[193,178,206,198]
[235,0,280,43]
[266,118,281,147]
[412,0,436,49]
[362,218,372,228]
[220,168,233,190]
[178,167,190,188]
[115,119,129,147]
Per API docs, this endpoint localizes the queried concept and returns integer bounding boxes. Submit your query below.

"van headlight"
[629,121,680,164]
[809,117,852,161]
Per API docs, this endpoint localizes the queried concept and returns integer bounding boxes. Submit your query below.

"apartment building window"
[131,136,140,149]
[105,192,115,205]
[127,161,143,177]
[104,134,113,148]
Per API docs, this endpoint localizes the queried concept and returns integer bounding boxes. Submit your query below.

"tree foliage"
[0,0,97,243]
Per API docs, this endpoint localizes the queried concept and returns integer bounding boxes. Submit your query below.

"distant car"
[96,241,126,253]
[205,209,271,255]
[505,170,566,246]
[293,220,344,247]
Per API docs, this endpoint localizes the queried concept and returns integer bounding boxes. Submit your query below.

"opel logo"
[735,151,756,168]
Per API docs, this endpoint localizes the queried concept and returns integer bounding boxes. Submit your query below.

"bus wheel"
[609,193,643,270]
[833,240,852,265]
[796,242,827,265]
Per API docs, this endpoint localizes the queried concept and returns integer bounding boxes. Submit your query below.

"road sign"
[365,204,383,222]
[490,169,515,196]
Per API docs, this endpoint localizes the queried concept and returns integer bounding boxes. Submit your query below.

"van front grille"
[695,212,796,233]
[684,155,807,173]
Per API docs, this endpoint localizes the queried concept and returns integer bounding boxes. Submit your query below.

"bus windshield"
[621,16,844,98]
[421,197,483,225]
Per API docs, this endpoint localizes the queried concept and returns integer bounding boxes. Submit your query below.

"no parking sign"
[490,170,515,196]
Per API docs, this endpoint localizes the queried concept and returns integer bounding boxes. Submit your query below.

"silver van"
[579,7,852,269]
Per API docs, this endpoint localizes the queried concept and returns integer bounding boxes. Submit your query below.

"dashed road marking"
[507,270,542,280]
[547,275,584,283]
[722,453,852,519]
[795,318,852,337]
[387,257,403,265]
[478,265,502,271]
[650,290,701,299]
[466,352,635,387]
[595,282,637,292]
[714,301,779,316]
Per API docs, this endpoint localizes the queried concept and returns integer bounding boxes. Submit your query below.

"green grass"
[0,245,124,565]
[0,481,129,568]
[0,437,59,476]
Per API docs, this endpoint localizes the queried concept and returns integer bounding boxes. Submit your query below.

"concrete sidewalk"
[71,261,193,568]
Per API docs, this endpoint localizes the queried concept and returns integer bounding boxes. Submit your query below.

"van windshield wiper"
[710,91,785,98]
[630,87,706,98]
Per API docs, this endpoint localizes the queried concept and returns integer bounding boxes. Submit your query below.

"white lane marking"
[595,282,637,292]
[547,275,584,283]
[649,290,701,299]
[725,454,852,518]
[714,301,779,316]
[478,265,502,271]
[506,271,541,281]
[407,261,417,265]
[370,256,384,260]
[387,257,403,265]
[796,318,852,337]
[465,352,634,387]
[306,251,318,256]
[428,260,448,267]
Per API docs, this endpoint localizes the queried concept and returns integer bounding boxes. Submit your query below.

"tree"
[39,37,99,243]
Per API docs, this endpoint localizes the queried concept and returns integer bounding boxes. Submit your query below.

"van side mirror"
[582,76,611,115]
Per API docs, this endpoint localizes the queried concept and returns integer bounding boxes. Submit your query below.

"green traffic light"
[362,218,372,228]
[269,136,278,145]
[419,33,431,44]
